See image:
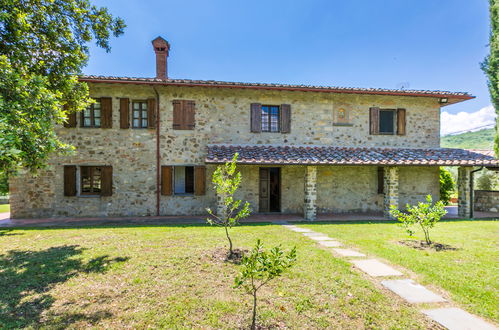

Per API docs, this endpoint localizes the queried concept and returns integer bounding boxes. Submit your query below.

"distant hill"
[441,128,494,150]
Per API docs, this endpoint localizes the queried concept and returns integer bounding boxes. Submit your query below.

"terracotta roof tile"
[205,145,498,166]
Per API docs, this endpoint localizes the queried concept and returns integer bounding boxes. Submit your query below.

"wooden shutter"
[369,107,380,135]
[172,100,182,129]
[161,166,173,195]
[100,97,112,128]
[397,108,406,135]
[194,166,206,195]
[185,100,196,130]
[63,165,77,196]
[147,98,156,129]
[119,98,130,129]
[250,103,262,133]
[377,167,384,194]
[280,104,291,133]
[100,166,113,196]
[63,104,77,128]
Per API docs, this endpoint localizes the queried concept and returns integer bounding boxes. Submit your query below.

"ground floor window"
[80,166,102,195]
[377,167,384,194]
[174,166,194,194]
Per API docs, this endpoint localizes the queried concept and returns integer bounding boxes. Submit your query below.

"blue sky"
[85,0,494,134]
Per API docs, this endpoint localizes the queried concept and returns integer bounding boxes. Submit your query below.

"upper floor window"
[132,101,148,128]
[370,107,406,136]
[81,100,101,128]
[261,105,280,132]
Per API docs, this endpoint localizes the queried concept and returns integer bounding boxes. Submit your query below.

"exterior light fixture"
[439,97,448,104]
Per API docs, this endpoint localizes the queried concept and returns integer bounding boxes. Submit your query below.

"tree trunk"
[251,289,257,330]
[225,226,233,257]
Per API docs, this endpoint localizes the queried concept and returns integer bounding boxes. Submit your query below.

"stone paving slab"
[332,248,365,257]
[308,236,335,242]
[381,279,446,304]
[302,232,327,237]
[352,259,403,277]
[289,227,314,233]
[423,308,497,330]
[318,240,342,247]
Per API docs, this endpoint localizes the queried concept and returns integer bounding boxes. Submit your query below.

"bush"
[235,240,296,330]
[390,195,447,245]
[0,171,8,196]
[439,168,455,205]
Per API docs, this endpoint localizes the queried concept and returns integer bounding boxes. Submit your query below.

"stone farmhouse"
[9,36,499,220]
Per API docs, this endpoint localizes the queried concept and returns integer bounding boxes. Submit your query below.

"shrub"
[206,153,250,258]
[235,240,297,330]
[390,195,447,245]
[0,171,8,196]
[439,168,455,205]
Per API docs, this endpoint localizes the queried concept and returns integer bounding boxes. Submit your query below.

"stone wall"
[9,83,442,218]
[474,190,499,212]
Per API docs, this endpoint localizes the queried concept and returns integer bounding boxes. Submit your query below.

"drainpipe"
[153,86,161,216]
[470,166,484,219]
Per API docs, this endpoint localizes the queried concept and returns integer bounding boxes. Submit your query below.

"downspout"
[470,166,484,219]
[153,86,161,216]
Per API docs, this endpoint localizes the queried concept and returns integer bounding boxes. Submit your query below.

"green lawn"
[0,224,433,329]
[300,220,499,323]
[0,204,9,213]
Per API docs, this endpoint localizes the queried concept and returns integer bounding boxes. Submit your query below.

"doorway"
[259,167,281,212]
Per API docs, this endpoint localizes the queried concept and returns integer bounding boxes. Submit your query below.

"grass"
[441,128,494,150]
[0,204,9,213]
[0,224,434,329]
[300,220,499,322]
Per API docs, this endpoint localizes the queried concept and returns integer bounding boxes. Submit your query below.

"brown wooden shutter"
[100,166,113,196]
[397,108,406,135]
[63,165,77,196]
[63,104,77,128]
[280,104,291,133]
[250,103,262,133]
[185,100,196,130]
[161,166,173,195]
[119,98,130,129]
[172,100,182,129]
[147,98,156,129]
[100,97,112,128]
[194,166,206,195]
[377,167,384,194]
[369,107,380,135]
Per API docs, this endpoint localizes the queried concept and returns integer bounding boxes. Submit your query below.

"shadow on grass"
[0,229,23,237]
[0,245,128,328]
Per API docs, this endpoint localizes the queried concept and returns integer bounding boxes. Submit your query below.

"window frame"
[80,166,102,196]
[132,100,149,129]
[378,109,396,135]
[80,99,102,128]
[173,166,195,195]
[261,105,280,133]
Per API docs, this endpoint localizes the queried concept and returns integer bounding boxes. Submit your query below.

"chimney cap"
[152,36,170,52]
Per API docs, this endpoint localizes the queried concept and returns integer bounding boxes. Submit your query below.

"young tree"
[390,195,447,245]
[439,168,455,205]
[0,0,125,173]
[234,240,297,330]
[206,153,250,258]
[481,0,499,156]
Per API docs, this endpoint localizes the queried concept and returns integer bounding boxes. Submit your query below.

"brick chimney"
[152,36,170,79]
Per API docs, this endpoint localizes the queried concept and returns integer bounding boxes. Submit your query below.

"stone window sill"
[333,123,354,127]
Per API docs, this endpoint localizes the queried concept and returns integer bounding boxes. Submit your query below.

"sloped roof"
[205,145,498,166]
[79,75,473,105]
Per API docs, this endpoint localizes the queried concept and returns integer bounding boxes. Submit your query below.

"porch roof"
[205,145,499,166]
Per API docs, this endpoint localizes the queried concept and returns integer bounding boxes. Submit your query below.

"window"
[174,166,194,194]
[377,167,384,194]
[379,110,395,134]
[80,166,102,195]
[132,101,148,128]
[81,100,101,127]
[261,105,280,132]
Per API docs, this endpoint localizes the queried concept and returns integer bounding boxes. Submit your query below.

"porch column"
[383,166,399,219]
[458,166,472,218]
[304,166,317,221]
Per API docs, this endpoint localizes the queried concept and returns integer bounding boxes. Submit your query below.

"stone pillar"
[304,166,317,221]
[383,166,399,219]
[458,166,472,218]
[216,193,226,219]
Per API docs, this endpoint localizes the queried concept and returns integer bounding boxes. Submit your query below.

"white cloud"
[441,105,496,136]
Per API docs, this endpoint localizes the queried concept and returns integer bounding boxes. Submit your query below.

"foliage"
[206,153,250,257]
[439,168,455,205]
[476,170,499,190]
[0,0,125,173]
[0,171,8,196]
[234,239,297,330]
[481,0,499,156]
[389,195,447,245]
[441,128,495,150]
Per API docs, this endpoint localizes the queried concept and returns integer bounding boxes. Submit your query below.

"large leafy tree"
[482,0,499,156]
[0,0,125,174]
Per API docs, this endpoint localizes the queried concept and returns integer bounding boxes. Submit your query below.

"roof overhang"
[205,145,498,166]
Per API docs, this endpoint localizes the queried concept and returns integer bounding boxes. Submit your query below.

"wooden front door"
[259,168,281,212]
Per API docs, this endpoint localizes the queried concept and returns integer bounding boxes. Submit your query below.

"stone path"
[280,223,497,330]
